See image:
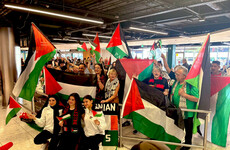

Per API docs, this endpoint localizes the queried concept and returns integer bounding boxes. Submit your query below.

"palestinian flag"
[121,78,184,149]
[106,24,132,59]
[201,76,230,147]
[44,67,62,95]
[92,110,102,117]
[57,114,71,121]
[12,23,56,101]
[88,37,97,55]
[47,68,97,102]
[6,96,22,125]
[93,33,101,64]
[185,34,210,132]
[77,42,87,52]
[150,39,162,58]
[115,59,154,102]
[103,115,119,146]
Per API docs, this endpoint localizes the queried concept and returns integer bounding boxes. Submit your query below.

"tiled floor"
[0,95,229,150]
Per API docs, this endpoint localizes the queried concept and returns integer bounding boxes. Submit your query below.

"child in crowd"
[80,95,106,150]
[27,95,63,150]
[58,93,84,150]
[143,66,169,96]
[101,69,120,103]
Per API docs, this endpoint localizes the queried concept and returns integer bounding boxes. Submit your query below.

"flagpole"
[31,97,35,113]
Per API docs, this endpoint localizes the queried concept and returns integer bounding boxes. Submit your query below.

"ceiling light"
[5,4,103,24]
[129,27,168,35]
[82,33,111,39]
[198,17,205,22]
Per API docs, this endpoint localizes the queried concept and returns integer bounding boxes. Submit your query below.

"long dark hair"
[95,63,105,76]
[67,93,84,114]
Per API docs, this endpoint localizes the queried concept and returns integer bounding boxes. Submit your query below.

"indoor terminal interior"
[0,0,230,150]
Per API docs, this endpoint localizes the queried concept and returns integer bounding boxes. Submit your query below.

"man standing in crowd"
[211,61,225,76]
[161,54,199,150]
[182,58,190,71]
[171,66,199,150]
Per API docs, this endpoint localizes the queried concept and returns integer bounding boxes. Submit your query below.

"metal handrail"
[119,106,211,150]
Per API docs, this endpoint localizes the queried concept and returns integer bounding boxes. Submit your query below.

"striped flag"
[201,76,230,147]
[121,78,184,149]
[103,115,119,146]
[88,37,97,55]
[77,42,87,52]
[115,59,154,102]
[44,67,62,95]
[57,114,71,121]
[12,23,56,101]
[47,68,97,102]
[93,33,101,64]
[6,96,21,125]
[106,24,132,59]
[185,34,210,133]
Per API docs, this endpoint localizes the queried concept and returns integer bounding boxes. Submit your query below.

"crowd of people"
[27,53,228,150]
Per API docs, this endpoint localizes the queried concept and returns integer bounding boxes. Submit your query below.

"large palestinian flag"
[6,96,22,125]
[12,23,56,101]
[200,76,230,147]
[47,68,97,101]
[106,24,132,59]
[185,34,210,133]
[121,78,184,149]
[115,59,154,103]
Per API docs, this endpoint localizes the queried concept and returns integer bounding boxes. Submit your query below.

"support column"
[167,45,176,69]
[0,27,16,106]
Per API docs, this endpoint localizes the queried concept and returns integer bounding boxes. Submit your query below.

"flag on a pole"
[88,37,97,55]
[43,67,62,95]
[106,24,132,59]
[77,42,87,52]
[121,78,184,149]
[185,34,210,133]
[12,23,56,101]
[150,40,162,59]
[6,96,22,125]
[115,59,154,102]
[201,76,230,147]
[93,33,101,64]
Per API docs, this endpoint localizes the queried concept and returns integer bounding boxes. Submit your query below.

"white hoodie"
[35,106,62,134]
[83,108,107,137]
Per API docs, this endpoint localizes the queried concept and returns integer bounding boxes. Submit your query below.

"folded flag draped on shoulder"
[6,96,22,125]
[121,78,184,149]
[77,42,87,52]
[115,59,154,102]
[201,76,230,147]
[185,34,210,133]
[43,67,62,95]
[12,23,56,101]
[106,24,132,59]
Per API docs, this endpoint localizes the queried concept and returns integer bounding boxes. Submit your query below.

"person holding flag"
[79,95,106,150]
[27,95,63,150]
[170,66,199,150]
[58,93,84,150]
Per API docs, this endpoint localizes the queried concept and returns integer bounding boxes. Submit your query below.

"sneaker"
[122,121,131,127]
[133,130,138,134]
